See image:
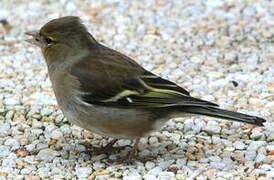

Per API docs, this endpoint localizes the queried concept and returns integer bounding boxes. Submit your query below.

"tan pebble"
[13,135,29,145]
[196,163,208,168]
[245,177,256,180]
[82,130,95,139]
[80,142,93,149]
[186,154,196,161]
[24,175,41,180]
[17,148,30,157]
[88,169,109,180]
[0,172,8,176]
[31,119,43,128]
[238,165,247,171]
[213,145,224,150]
[63,134,71,138]
[246,172,259,179]
[158,149,167,155]
[41,117,54,122]
[158,136,167,142]
[93,134,103,139]
[257,177,272,180]
[232,156,245,163]
[16,161,25,169]
[218,58,234,65]
[47,139,57,146]
[207,72,224,78]
[241,124,255,130]
[157,0,166,6]
[254,127,264,132]
[186,146,198,153]
[228,170,237,175]
[195,153,205,160]
[166,144,177,151]
[0,75,13,79]
[267,155,274,161]
[267,151,274,156]
[203,169,218,177]
[88,9,98,17]
[31,67,43,72]
[146,27,160,35]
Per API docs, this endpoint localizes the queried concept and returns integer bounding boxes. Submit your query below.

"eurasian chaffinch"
[26,16,265,163]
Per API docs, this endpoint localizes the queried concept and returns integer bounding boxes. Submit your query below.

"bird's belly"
[63,104,158,139]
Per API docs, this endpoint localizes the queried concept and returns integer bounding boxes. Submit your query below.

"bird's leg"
[86,139,130,155]
[110,137,154,164]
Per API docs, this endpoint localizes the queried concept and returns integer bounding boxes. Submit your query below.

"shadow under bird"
[26,16,266,163]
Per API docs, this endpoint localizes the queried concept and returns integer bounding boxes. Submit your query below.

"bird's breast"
[48,70,88,126]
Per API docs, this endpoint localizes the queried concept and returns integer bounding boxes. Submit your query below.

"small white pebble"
[145,161,155,169]
[75,167,92,178]
[233,141,246,150]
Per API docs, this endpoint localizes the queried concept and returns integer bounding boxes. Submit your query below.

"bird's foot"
[109,150,155,164]
[83,139,130,155]
[108,137,155,164]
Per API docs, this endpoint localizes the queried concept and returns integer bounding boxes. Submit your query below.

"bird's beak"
[25,31,43,47]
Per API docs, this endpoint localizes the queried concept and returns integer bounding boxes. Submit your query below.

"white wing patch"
[126,97,133,103]
[103,90,138,102]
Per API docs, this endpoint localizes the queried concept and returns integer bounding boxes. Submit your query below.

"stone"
[0,145,10,157]
[233,141,246,150]
[36,148,58,162]
[75,167,92,178]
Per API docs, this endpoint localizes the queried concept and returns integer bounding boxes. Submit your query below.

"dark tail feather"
[182,106,266,126]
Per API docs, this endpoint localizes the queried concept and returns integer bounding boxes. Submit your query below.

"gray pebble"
[0,145,10,157]
[255,154,266,163]
[266,145,274,151]
[37,148,58,161]
[145,161,155,169]
[20,168,32,174]
[51,129,63,139]
[25,144,36,152]
[247,141,266,151]
[143,174,157,180]
[267,171,274,178]
[245,150,257,161]
[267,132,274,142]
[250,130,263,140]
[75,167,92,178]
[148,167,162,175]
[203,125,221,135]
[233,141,246,150]
[158,171,175,179]
[0,125,10,136]
[4,138,20,150]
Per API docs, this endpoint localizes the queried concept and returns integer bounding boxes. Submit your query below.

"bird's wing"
[71,48,218,108]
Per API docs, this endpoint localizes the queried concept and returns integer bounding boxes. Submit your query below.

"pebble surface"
[0,0,273,179]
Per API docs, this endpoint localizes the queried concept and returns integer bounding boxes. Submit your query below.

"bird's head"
[26,16,97,68]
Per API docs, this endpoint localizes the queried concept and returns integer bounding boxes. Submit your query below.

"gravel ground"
[0,0,274,179]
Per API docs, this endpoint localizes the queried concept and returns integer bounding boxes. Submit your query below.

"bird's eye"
[44,37,54,45]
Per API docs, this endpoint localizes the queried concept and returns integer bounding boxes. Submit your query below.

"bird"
[26,16,266,163]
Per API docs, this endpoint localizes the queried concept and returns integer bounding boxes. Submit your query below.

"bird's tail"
[181,106,266,126]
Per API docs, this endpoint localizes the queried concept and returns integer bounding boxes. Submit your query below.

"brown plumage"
[26,16,266,164]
